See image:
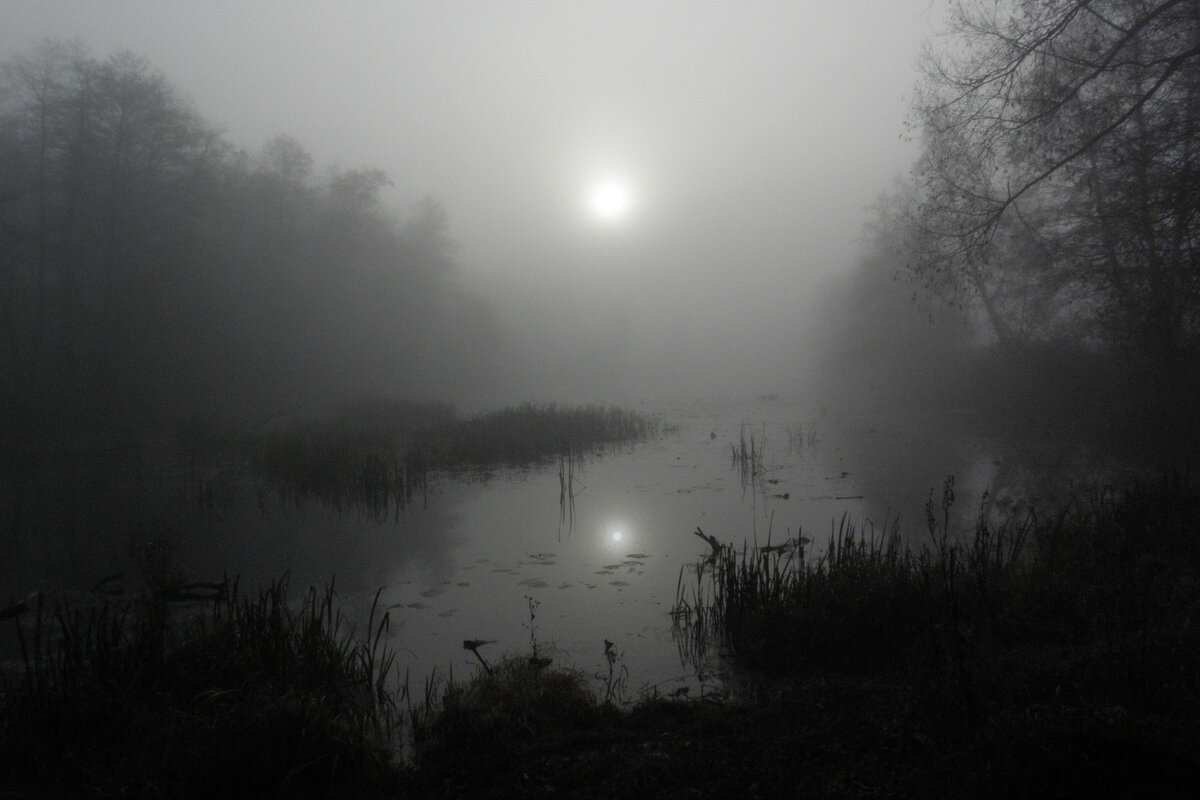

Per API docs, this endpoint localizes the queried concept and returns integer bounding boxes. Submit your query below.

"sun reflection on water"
[602,521,634,552]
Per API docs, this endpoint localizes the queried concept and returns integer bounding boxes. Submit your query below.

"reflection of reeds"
[785,422,818,455]
[257,427,425,520]
[558,447,580,536]
[423,402,659,468]
[730,422,770,496]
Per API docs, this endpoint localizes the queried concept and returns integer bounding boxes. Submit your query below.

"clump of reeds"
[408,654,601,775]
[729,422,774,498]
[676,515,926,675]
[599,638,629,704]
[674,474,1200,720]
[1,576,405,798]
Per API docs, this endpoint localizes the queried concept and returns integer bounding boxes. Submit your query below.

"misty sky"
[2,1,941,402]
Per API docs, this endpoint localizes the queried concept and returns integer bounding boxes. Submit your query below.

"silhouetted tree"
[909,0,1200,376]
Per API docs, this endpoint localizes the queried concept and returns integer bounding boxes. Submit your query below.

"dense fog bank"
[0,43,502,444]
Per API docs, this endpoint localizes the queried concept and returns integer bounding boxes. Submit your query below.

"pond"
[1,397,1145,697]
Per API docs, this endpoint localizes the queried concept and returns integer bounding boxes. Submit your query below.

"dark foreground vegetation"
[670,476,1200,797]
[1,578,404,798]
[4,476,1198,798]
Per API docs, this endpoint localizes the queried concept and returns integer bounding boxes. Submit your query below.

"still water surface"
[194,398,1126,695]
[6,398,1140,695]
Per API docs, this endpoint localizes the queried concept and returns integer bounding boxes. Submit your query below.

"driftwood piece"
[693,527,722,556]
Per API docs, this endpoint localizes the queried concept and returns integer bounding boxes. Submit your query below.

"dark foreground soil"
[400,678,1200,800]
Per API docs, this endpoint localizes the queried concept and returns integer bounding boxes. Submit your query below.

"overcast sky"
[1,1,941,401]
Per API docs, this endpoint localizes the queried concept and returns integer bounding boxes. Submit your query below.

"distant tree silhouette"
[0,40,498,442]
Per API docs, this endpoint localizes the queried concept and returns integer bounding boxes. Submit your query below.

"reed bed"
[254,402,658,517]
[675,515,929,676]
[666,476,1200,796]
[675,475,1200,714]
[421,402,660,468]
[1,577,405,798]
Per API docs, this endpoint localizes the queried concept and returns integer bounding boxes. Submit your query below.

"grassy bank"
[677,476,1200,694]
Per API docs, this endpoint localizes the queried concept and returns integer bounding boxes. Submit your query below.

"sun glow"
[586,179,633,222]
[602,521,634,551]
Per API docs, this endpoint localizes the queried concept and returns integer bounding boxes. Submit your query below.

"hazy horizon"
[1,1,941,408]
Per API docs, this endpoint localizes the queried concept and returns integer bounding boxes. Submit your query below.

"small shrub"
[410,655,601,774]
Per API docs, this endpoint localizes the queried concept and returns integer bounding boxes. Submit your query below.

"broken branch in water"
[462,639,496,675]
[693,527,722,557]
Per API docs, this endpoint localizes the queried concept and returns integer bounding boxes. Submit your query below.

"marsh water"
[1,397,1145,695]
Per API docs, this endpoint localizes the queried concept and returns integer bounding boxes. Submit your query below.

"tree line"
[0,41,497,447]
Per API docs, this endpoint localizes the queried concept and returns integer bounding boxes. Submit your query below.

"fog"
[3,0,1196,587]
[1,1,936,408]
[6,6,1200,793]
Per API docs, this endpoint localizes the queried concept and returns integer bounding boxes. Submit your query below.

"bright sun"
[587,180,632,222]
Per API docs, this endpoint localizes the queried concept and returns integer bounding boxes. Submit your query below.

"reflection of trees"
[841,411,1140,542]
[0,448,468,602]
[829,412,983,538]
[174,501,466,598]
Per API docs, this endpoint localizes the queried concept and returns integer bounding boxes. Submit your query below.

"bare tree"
[909,0,1200,363]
